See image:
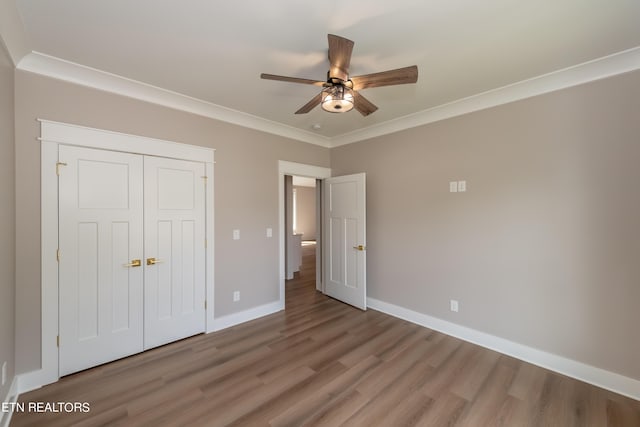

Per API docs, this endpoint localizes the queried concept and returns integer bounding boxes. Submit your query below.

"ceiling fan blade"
[351,65,418,90]
[328,34,354,82]
[261,73,325,87]
[353,91,378,116]
[295,92,323,114]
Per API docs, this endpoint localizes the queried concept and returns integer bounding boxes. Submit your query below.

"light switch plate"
[266,228,273,238]
[449,181,458,193]
[233,229,240,240]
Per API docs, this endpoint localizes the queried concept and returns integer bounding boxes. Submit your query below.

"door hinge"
[57,335,60,347]
[56,248,61,262]
[56,162,67,176]
[204,238,207,249]
[204,300,207,310]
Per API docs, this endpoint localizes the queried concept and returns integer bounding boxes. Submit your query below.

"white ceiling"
[8,0,640,145]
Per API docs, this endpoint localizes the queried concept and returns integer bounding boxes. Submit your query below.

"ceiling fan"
[261,34,418,116]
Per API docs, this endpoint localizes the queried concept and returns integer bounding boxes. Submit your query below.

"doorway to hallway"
[285,241,320,307]
[285,175,319,300]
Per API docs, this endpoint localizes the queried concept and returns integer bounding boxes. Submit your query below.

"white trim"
[315,184,322,292]
[38,119,215,163]
[22,140,60,390]
[205,162,216,333]
[278,161,331,307]
[19,52,331,148]
[367,297,640,401]
[34,119,215,391]
[278,161,332,179]
[211,300,284,332]
[0,1,31,66]
[0,376,19,427]
[15,371,43,395]
[13,47,640,147]
[330,46,640,147]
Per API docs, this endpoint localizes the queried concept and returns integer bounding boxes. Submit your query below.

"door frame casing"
[278,161,331,306]
[22,119,215,392]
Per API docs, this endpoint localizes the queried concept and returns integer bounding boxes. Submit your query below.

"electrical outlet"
[266,228,273,238]
[233,229,240,240]
[449,181,458,193]
[450,299,459,313]
[2,361,6,386]
[233,291,240,302]
[458,180,466,192]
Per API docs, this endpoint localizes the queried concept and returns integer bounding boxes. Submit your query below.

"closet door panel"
[59,145,144,376]
[144,156,206,349]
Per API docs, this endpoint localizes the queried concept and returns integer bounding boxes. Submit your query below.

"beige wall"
[14,71,330,375]
[9,64,640,384]
[293,185,316,240]
[0,42,15,402]
[331,70,640,381]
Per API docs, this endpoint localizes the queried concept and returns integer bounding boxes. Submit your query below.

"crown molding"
[0,0,31,66]
[329,46,640,147]
[13,46,640,148]
[16,52,332,148]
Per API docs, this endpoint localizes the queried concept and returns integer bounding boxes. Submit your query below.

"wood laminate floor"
[11,242,640,426]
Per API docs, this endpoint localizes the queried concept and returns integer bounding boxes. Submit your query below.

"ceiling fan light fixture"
[321,85,354,113]
[261,34,417,115]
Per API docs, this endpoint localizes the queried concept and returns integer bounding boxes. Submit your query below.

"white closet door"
[144,156,206,349]
[59,146,144,376]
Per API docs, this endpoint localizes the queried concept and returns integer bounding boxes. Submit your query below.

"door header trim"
[37,119,215,163]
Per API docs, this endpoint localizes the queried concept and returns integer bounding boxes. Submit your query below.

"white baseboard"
[367,297,640,401]
[0,376,19,427]
[16,369,49,395]
[210,300,284,332]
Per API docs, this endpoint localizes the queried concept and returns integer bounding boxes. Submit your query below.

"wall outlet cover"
[233,291,240,302]
[450,300,459,312]
[458,180,467,192]
[266,228,273,238]
[233,229,240,240]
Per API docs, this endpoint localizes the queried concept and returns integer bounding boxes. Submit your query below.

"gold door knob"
[352,245,366,251]
[124,259,141,267]
[146,257,164,266]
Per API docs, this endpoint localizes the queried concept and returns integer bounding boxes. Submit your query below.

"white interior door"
[59,145,144,376]
[144,156,206,349]
[322,173,367,310]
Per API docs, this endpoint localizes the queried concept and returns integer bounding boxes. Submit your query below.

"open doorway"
[285,175,319,302]
[278,161,331,308]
